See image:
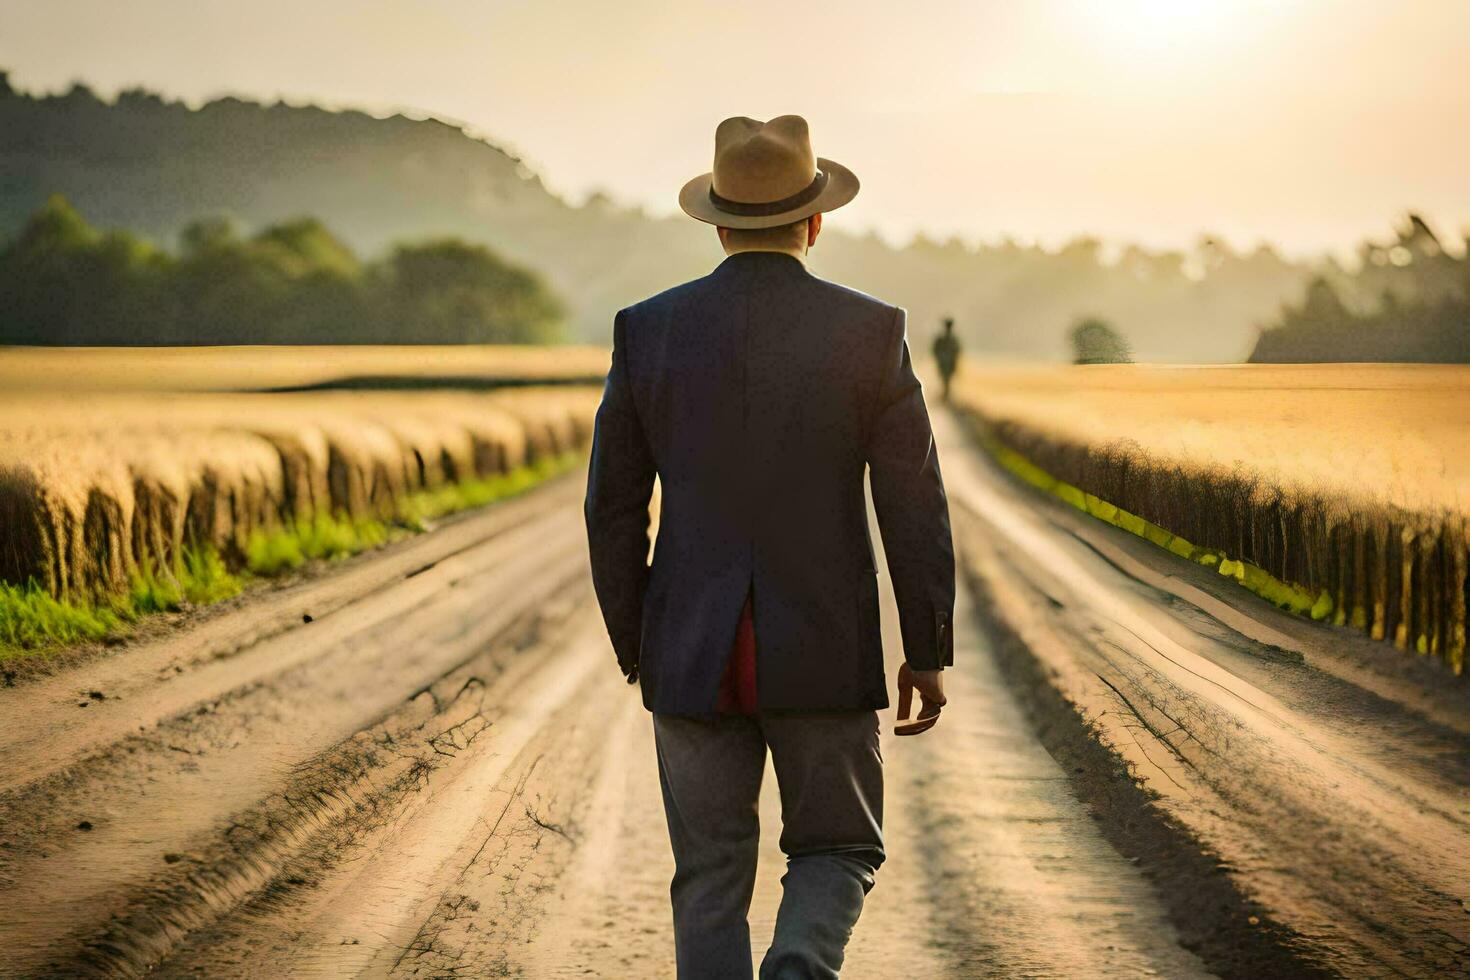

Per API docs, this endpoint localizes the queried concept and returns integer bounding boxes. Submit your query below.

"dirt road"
[1,411,1464,978]
[933,409,1470,979]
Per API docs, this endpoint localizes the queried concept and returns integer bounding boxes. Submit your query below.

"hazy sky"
[3,0,1467,257]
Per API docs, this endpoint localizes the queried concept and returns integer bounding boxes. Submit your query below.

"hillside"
[0,72,1309,359]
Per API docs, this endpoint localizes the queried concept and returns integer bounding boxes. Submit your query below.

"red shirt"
[714,590,757,714]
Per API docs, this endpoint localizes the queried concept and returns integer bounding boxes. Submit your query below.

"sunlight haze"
[2,0,1467,256]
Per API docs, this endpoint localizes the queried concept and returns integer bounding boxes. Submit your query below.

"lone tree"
[1070,317,1133,364]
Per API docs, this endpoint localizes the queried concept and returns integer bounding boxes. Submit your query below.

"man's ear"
[717,226,731,251]
[807,213,822,249]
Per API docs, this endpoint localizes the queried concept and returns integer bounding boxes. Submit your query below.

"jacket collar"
[714,249,811,278]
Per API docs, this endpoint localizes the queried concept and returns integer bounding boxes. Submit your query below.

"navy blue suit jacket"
[584,250,955,715]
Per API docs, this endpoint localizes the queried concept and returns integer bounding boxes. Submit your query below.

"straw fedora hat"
[679,115,859,229]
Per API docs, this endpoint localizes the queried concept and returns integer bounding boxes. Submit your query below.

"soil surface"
[1,414,1464,978]
[931,408,1470,979]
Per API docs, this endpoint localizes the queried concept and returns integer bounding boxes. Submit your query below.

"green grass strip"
[0,546,244,661]
[1,451,582,664]
[0,583,125,653]
[976,430,1330,621]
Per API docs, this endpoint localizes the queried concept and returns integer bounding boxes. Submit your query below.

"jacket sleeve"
[584,309,657,677]
[866,307,956,671]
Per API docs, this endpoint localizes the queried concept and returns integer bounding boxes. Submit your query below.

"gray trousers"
[652,711,885,980]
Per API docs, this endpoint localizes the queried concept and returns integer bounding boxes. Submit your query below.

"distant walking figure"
[932,316,962,403]
[584,115,955,979]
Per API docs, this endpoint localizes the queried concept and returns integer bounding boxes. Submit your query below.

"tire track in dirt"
[156,603,613,978]
[15,424,1421,977]
[890,525,1209,979]
[934,407,1470,978]
[0,478,593,976]
[510,477,1208,979]
[0,473,586,794]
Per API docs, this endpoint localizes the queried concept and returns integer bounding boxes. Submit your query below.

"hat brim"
[678,157,859,229]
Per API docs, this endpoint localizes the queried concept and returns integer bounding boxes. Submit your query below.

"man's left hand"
[895,662,945,736]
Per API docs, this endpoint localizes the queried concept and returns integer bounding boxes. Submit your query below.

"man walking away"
[932,316,962,404]
[584,115,955,979]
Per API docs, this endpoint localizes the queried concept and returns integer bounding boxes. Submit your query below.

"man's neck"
[723,245,807,265]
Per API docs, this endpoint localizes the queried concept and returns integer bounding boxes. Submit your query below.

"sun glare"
[1086,0,1240,64]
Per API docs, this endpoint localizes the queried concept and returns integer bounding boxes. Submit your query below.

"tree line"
[1251,215,1469,363]
[5,74,1463,361]
[0,195,565,345]
[1,72,1310,360]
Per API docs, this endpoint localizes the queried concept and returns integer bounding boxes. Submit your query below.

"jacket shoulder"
[620,273,717,323]
[806,273,899,315]
[803,274,904,336]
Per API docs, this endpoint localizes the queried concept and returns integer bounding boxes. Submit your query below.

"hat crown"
[711,115,818,205]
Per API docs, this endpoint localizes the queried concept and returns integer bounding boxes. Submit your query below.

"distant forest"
[1251,216,1469,363]
[1,71,1464,361]
[0,71,1315,360]
[0,195,562,345]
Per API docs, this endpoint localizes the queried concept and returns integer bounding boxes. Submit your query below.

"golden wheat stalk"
[0,387,598,604]
[952,364,1468,674]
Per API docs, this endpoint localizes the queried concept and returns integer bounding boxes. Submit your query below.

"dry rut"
[933,407,1470,979]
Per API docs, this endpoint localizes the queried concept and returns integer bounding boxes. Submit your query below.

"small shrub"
[180,546,242,605]
[128,559,184,614]
[246,528,306,576]
[298,513,390,561]
[1070,317,1133,364]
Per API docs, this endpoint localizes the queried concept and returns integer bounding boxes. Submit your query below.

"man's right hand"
[895,662,946,736]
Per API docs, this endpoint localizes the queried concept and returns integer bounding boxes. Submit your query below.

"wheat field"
[953,363,1470,672]
[0,347,606,654]
[0,387,600,603]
